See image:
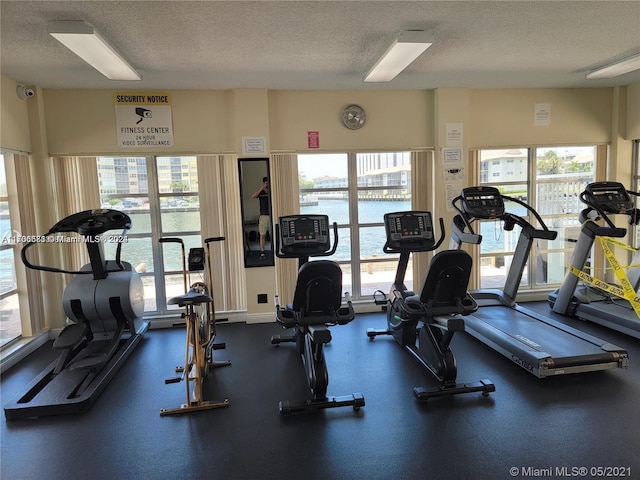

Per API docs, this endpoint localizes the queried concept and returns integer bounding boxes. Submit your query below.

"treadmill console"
[384,211,434,249]
[584,182,634,214]
[461,186,505,219]
[278,214,330,254]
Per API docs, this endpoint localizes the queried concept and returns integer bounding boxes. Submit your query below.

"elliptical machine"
[367,211,495,402]
[271,214,364,415]
[5,209,148,420]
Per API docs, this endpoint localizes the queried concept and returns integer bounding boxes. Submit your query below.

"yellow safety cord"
[568,233,640,318]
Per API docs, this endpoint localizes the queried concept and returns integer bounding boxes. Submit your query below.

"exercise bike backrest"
[21,209,133,280]
[580,181,640,230]
[452,186,557,242]
[382,211,445,255]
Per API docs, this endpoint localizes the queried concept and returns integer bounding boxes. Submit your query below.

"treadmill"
[549,181,640,339]
[449,186,628,378]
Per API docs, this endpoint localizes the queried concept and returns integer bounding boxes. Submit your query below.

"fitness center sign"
[114,92,174,147]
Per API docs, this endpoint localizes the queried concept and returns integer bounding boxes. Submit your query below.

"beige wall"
[1,76,31,152]
[2,79,638,325]
[627,82,640,140]
[468,88,614,147]
[43,89,235,154]
[269,90,433,151]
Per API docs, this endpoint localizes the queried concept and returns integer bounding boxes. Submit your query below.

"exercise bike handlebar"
[204,236,225,244]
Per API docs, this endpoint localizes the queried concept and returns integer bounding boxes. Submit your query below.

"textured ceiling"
[1,1,639,91]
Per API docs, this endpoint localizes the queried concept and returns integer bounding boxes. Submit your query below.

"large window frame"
[297,151,413,300]
[0,152,21,347]
[97,155,203,316]
[474,145,601,292]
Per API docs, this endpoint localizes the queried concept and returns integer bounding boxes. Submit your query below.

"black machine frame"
[550,181,640,338]
[450,187,628,378]
[5,209,149,420]
[367,210,495,402]
[271,214,365,415]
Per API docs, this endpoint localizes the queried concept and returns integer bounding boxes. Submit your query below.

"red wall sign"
[307,131,319,149]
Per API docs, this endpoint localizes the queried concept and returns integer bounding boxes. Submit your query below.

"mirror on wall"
[238,158,274,267]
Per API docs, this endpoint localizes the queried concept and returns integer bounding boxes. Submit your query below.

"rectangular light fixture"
[48,21,141,81]
[364,31,434,83]
[586,53,640,79]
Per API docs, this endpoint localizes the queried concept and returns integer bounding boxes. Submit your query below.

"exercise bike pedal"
[212,342,226,350]
[209,360,232,368]
[366,327,390,339]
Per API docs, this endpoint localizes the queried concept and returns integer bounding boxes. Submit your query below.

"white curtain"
[270,153,300,303]
[411,150,434,286]
[52,156,100,272]
[197,154,246,312]
[9,154,45,334]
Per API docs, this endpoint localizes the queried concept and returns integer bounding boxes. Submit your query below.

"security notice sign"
[114,93,174,147]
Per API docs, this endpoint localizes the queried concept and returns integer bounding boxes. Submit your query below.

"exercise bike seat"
[404,250,478,318]
[285,260,354,326]
[168,287,213,307]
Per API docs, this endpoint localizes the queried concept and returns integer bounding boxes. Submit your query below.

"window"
[298,152,411,299]
[0,153,22,347]
[98,156,200,314]
[477,146,596,290]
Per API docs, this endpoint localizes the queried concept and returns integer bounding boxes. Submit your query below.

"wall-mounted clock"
[341,104,366,130]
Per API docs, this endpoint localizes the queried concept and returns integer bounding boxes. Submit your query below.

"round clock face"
[342,104,366,130]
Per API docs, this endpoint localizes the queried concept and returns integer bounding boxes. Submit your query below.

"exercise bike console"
[384,211,436,252]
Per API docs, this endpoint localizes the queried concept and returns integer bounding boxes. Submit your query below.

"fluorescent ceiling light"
[364,31,434,83]
[48,21,141,81]
[586,53,640,79]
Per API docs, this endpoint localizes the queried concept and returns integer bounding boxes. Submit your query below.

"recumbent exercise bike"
[367,210,495,402]
[271,214,365,415]
[5,209,148,420]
